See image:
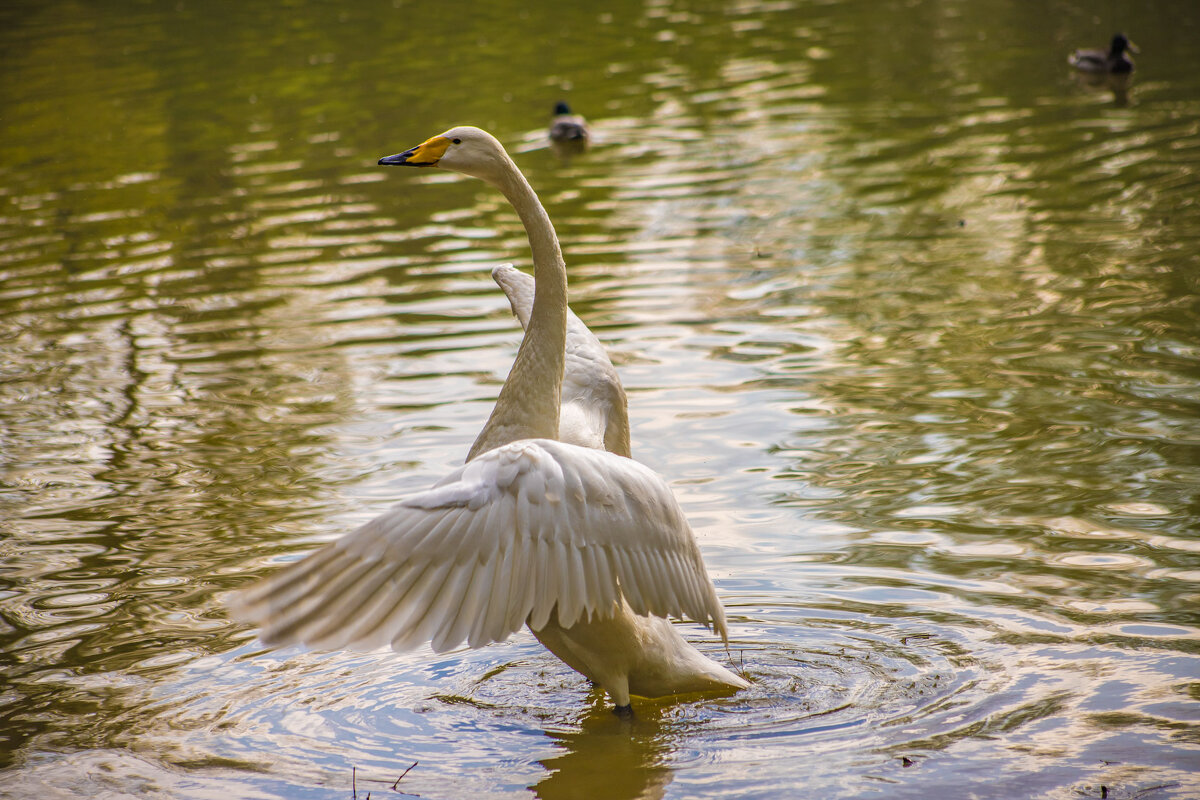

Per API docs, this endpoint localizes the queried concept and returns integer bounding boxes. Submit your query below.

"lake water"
[1,0,1198,798]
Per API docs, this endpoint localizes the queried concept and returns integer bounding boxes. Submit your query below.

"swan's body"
[1070,33,1137,74]
[490,263,747,704]
[230,126,746,710]
[232,439,725,651]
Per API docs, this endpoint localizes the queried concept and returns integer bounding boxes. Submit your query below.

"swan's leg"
[606,673,633,717]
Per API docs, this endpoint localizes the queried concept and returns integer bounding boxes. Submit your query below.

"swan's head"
[378,126,512,185]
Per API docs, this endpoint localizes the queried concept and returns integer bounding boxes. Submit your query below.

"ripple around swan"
[440,612,990,756]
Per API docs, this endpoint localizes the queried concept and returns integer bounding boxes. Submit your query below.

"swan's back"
[492,264,630,458]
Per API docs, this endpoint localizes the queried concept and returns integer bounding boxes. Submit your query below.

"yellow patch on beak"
[404,135,452,166]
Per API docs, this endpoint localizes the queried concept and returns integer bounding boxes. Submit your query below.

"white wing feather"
[492,264,631,457]
[229,438,727,654]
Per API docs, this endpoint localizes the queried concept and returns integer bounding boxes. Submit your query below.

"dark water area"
[1,0,1198,797]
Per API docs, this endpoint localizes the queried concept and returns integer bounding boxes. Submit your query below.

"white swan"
[229,126,747,711]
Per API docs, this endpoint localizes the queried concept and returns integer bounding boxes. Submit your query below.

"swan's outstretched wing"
[229,438,726,654]
[492,264,630,457]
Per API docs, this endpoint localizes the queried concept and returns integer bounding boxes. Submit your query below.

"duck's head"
[379,126,511,185]
[1111,33,1138,56]
[553,101,572,116]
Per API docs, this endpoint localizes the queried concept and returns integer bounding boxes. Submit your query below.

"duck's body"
[1070,33,1137,74]
[230,126,746,712]
[549,101,590,145]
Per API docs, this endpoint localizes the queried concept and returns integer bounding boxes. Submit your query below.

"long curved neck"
[467,157,567,461]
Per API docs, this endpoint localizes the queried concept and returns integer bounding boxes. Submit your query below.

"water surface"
[2,0,1199,797]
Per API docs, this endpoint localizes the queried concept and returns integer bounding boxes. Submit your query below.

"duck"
[229,126,748,714]
[1069,33,1138,75]
[549,101,590,145]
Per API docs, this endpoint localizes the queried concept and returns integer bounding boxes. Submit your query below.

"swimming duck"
[549,101,590,145]
[1069,33,1138,74]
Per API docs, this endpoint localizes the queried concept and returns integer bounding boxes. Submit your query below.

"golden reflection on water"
[2,0,1200,797]
[536,713,673,800]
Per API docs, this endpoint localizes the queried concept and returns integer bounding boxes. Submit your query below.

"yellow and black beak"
[378,135,451,167]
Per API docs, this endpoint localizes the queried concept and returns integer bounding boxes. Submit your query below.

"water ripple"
[2,1,1199,797]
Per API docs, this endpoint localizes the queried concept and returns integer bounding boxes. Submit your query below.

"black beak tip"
[378,152,409,166]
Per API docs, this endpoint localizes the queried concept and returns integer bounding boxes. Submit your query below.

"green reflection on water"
[1,0,1199,796]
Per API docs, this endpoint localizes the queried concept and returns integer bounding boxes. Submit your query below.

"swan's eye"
[452,138,461,144]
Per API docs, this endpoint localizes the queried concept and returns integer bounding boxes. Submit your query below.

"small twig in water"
[392,762,419,792]
[352,762,421,797]
[723,642,750,682]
